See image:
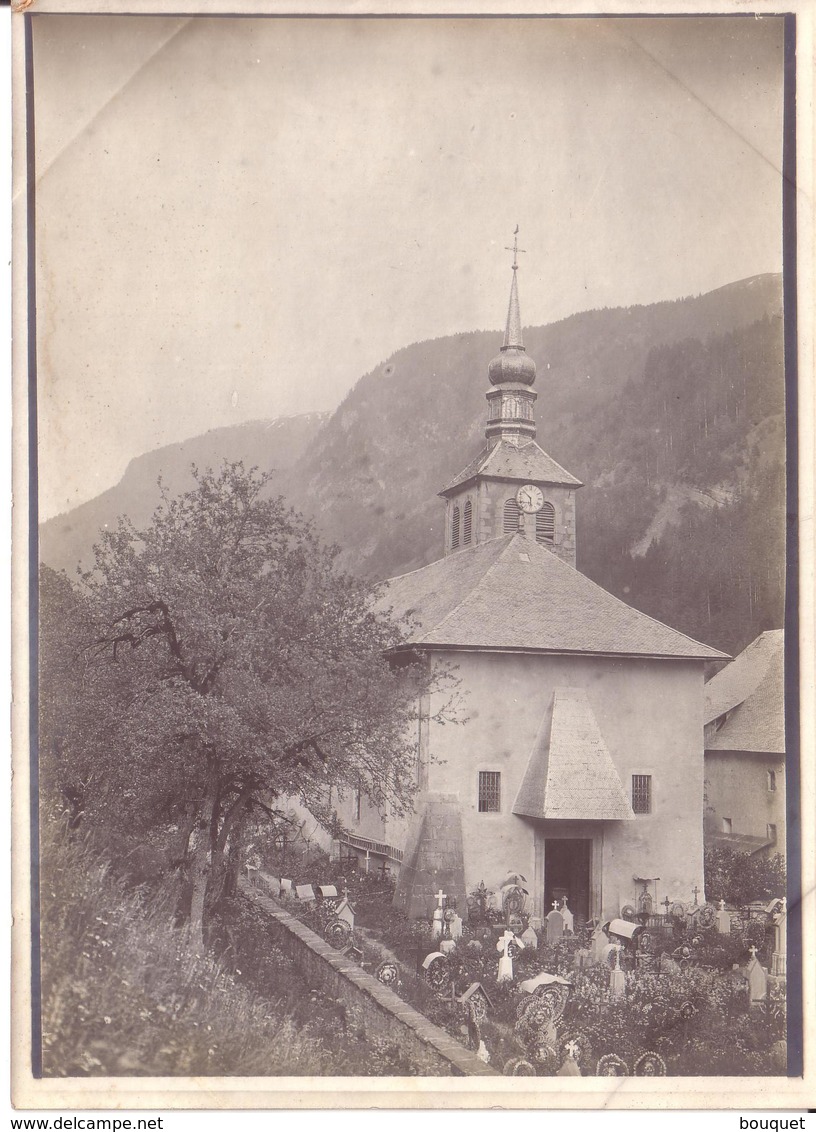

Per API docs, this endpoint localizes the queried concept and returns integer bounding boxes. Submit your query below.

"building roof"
[704,630,784,753]
[440,439,583,496]
[709,831,775,855]
[513,688,635,821]
[378,532,727,660]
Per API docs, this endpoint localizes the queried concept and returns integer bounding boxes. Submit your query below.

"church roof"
[440,439,583,496]
[705,630,784,753]
[378,532,727,660]
[513,688,635,821]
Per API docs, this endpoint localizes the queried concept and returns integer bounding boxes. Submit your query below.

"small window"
[451,505,460,550]
[632,774,652,814]
[503,498,520,534]
[536,502,555,542]
[463,500,472,545]
[722,817,732,835]
[354,785,362,822]
[767,823,777,843]
[478,771,501,813]
[767,770,777,792]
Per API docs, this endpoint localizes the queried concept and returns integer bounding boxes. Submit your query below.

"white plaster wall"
[425,651,706,917]
[704,750,786,850]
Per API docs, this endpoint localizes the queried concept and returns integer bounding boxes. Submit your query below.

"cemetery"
[239,846,788,1078]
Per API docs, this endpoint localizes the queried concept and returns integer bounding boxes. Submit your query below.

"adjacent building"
[704,630,786,859]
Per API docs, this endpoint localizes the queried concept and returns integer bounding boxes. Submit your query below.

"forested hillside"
[40,273,786,659]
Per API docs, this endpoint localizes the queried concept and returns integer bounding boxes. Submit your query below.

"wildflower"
[103,1016,112,1025]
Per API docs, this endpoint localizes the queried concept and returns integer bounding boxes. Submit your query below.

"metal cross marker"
[434,889,447,908]
[662,896,671,914]
[505,225,527,270]
[692,885,700,905]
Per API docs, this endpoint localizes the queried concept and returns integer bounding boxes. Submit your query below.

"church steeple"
[485,228,537,444]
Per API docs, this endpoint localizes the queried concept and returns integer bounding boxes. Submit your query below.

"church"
[335,240,727,926]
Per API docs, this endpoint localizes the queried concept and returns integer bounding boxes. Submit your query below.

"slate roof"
[378,533,727,660]
[513,688,635,821]
[440,439,583,495]
[704,630,784,753]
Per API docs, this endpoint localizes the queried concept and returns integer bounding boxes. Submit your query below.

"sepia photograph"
[11,3,814,1110]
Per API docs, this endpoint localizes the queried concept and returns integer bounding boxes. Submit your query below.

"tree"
[43,463,455,948]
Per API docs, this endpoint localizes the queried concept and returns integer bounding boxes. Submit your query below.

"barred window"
[536,502,555,542]
[478,771,501,813]
[463,500,472,545]
[503,498,520,534]
[632,774,652,814]
[451,505,460,550]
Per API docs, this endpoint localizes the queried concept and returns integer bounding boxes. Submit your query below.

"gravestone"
[335,896,355,930]
[590,922,608,965]
[317,885,338,899]
[296,884,316,903]
[608,947,626,1001]
[717,899,732,935]
[747,947,768,1006]
[521,925,539,950]
[546,908,565,945]
[771,897,787,976]
[431,889,446,941]
[450,912,464,941]
[558,1041,582,1076]
[559,898,574,934]
[279,878,293,898]
[496,929,519,983]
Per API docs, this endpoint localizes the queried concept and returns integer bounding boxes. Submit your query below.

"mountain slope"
[40,273,785,656]
[39,413,329,577]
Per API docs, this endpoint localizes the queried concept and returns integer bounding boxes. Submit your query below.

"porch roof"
[513,688,635,821]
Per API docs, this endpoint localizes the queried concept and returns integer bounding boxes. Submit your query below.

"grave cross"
[748,945,759,960]
[692,885,700,906]
[662,896,671,915]
[552,900,559,910]
[434,889,447,909]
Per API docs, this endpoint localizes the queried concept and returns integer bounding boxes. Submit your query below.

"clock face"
[516,484,545,514]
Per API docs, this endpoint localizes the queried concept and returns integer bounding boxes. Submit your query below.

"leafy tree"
[42,463,455,948]
[704,844,786,907]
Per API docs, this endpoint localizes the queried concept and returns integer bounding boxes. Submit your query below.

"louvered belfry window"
[463,500,472,545]
[451,505,460,550]
[536,502,555,542]
[503,498,520,534]
[478,771,501,813]
[632,775,652,814]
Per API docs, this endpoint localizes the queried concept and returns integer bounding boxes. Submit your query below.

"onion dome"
[488,255,537,386]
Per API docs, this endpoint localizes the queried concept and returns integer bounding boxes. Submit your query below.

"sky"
[32,14,785,519]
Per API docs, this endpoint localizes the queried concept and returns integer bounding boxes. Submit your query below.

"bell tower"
[439,229,583,565]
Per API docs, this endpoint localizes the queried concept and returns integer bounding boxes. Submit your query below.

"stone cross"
[748,945,758,960]
[692,885,700,906]
[552,900,559,909]
[662,896,671,916]
[560,897,574,934]
[719,899,726,910]
[435,889,447,909]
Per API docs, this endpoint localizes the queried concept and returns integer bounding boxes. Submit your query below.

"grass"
[38,819,435,1076]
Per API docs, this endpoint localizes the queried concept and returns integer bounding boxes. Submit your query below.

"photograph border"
[11,0,815,1110]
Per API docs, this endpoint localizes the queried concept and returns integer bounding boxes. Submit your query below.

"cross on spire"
[505,224,527,271]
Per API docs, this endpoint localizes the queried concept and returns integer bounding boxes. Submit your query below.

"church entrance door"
[543,838,591,927]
